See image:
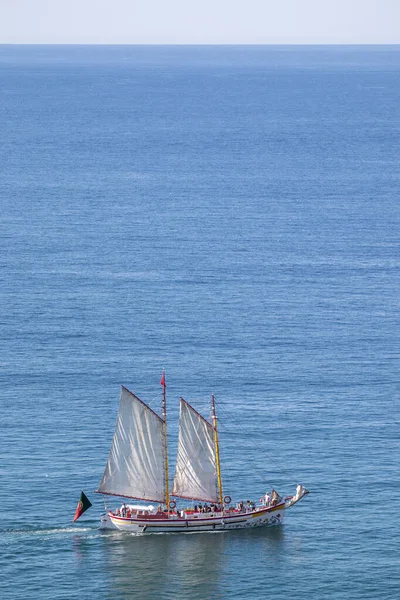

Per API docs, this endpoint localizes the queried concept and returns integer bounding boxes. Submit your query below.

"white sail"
[97,386,166,503]
[172,398,218,502]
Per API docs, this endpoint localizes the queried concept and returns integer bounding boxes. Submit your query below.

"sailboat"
[95,373,308,534]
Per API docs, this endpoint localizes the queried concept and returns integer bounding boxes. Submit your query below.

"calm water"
[0,45,399,599]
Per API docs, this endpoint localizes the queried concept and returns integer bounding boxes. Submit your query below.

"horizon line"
[1,42,400,47]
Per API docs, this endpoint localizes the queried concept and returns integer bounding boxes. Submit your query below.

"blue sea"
[0,45,399,599]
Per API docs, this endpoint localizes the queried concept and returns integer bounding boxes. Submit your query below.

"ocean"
[0,44,399,599]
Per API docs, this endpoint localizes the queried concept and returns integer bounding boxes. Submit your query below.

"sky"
[0,0,399,44]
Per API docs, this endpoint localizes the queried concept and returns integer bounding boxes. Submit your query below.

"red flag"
[160,371,166,387]
[73,491,92,522]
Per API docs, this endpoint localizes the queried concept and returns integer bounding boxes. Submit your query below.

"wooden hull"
[107,503,286,534]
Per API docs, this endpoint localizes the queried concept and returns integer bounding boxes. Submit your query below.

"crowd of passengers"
[236,500,256,512]
[236,490,282,512]
[115,489,282,518]
[194,503,221,513]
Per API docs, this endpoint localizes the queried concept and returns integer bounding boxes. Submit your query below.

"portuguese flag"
[160,370,166,388]
[73,491,92,522]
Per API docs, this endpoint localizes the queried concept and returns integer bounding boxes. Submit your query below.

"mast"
[211,394,223,506]
[161,370,170,510]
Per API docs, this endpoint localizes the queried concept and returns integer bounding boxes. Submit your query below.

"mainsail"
[172,398,218,503]
[97,386,166,503]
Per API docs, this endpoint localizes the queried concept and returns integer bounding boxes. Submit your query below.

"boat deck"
[110,501,287,522]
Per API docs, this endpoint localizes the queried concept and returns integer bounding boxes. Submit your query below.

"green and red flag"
[73,491,92,522]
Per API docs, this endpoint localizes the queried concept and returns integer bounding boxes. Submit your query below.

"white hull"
[100,512,118,530]
[108,502,287,534]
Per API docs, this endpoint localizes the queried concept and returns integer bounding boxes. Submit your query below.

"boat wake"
[3,525,95,536]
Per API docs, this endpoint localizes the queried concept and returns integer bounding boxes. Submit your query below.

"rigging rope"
[215,401,301,487]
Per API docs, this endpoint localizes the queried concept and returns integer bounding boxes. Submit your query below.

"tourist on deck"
[264,491,271,507]
[271,490,281,505]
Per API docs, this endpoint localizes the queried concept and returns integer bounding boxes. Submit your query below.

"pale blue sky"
[1,0,399,44]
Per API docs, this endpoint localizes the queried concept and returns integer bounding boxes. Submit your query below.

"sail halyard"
[172,397,219,503]
[96,385,166,503]
[211,394,224,506]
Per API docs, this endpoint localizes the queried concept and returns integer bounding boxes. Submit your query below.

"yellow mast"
[211,394,224,507]
[161,371,169,511]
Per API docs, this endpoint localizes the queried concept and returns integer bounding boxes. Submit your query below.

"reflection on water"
[99,527,286,600]
[72,533,95,561]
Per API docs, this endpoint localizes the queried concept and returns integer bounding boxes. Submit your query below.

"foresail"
[172,398,218,502]
[97,386,165,503]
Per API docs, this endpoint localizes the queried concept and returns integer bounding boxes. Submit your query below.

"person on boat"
[264,491,271,507]
[126,507,131,518]
[121,503,127,517]
[198,503,203,513]
[271,490,281,505]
